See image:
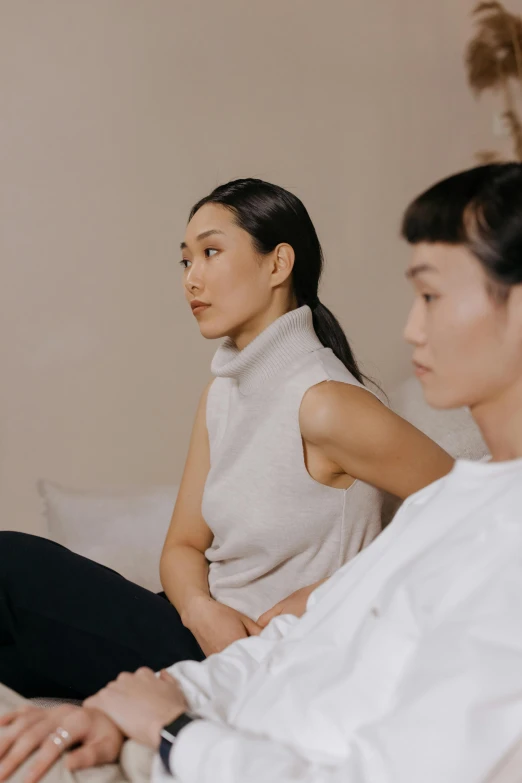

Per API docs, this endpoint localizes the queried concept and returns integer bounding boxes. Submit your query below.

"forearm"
[160,545,211,623]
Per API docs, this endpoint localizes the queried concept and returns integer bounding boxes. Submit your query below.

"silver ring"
[49,726,71,750]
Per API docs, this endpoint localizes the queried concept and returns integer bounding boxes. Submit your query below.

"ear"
[269,243,295,289]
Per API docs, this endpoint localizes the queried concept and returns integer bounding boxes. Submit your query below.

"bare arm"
[159,382,214,622]
[160,382,261,654]
[259,382,453,628]
[299,381,454,499]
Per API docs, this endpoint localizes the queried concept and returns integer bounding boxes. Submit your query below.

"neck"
[228,293,298,351]
[211,304,323,395]
[471,377,522,461]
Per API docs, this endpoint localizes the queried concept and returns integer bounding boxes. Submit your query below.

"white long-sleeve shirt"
[153,457,522,783]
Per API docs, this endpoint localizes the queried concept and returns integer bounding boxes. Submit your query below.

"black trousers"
[0,532,204,700]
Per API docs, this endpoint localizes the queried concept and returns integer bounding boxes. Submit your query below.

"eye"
[422,293,437,303]
[205,248,218,258]
[180,259,191,269]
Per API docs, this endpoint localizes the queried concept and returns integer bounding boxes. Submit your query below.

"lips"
[413,360,431,377]
[190,300,210,316]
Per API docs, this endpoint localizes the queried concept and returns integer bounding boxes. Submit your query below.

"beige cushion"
[38,480,178,592]
[389,377,488,460]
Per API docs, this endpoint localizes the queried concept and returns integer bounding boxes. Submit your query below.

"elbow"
[158,552,167,592]
[159,543,176,588]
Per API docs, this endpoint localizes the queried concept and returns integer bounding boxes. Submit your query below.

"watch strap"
[159,712,196,773]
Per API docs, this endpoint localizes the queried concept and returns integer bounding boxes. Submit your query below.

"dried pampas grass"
[466,1,522,161]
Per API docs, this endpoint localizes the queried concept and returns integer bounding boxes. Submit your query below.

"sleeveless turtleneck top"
[202,306,383,619]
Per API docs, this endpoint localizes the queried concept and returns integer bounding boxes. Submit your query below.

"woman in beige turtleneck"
[160,178,452,655]
[0,179,452,700]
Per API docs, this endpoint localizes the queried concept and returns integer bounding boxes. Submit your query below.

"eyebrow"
[180,229,225,250]
[405,264,439,280]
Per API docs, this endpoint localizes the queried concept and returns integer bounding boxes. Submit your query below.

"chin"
[197,323,228,340]
[195,315,232,341]
[196,311,249,342]
[419,377,469,411]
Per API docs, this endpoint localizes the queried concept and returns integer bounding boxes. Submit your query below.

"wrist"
[158,713,200,775]
[181,592,214,629]
[150,705,187,750]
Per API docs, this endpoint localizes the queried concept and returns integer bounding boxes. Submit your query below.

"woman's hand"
[183,595,262,656]
[257,581,325,628]
[85,667,187,749]
[0,703,123,783]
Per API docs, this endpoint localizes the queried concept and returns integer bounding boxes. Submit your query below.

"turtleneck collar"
[211,306,324,394]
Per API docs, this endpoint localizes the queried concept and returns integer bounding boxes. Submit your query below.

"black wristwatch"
[159,712,198,774]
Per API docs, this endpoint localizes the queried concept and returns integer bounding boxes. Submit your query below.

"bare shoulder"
[300,381,386,446]
[299,380,453,500]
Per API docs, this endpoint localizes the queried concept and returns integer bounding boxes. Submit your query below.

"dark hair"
[401,163,522,295]
[190,178,368,383]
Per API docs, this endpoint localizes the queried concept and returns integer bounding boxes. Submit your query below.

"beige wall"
[0,0,504,533]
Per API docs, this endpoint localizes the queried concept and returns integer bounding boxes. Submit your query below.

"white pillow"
[38,480,178,593]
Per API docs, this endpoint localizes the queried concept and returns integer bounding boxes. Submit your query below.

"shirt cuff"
[171,720,229,783]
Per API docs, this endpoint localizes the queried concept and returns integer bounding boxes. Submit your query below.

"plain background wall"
[0,0,512,533]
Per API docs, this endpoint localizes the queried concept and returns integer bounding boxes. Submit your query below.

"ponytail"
[309,300,365,384]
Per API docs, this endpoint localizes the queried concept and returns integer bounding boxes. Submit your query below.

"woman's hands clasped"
[184,583,325,655]
[0,702,123,783]
[257,581,325,628]
[0,668,188,783]
[183,595,263,656]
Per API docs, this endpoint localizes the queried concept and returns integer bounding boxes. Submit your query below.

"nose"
[186,279,200,294]
[184,262,203,296]
[403,298,426,347]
